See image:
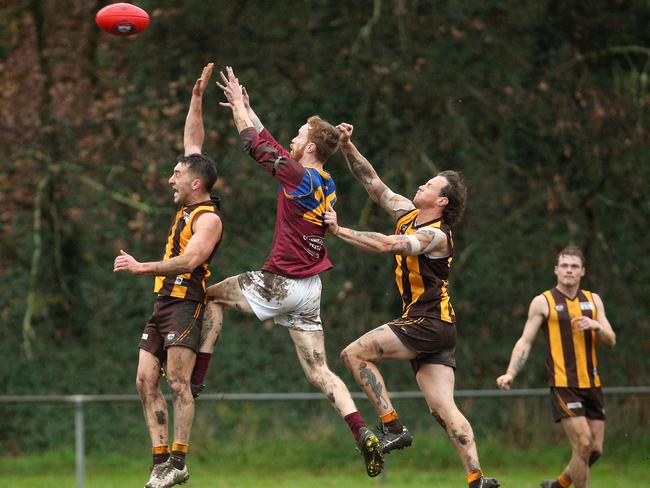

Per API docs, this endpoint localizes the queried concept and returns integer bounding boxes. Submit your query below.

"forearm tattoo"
[344,151,376,187]
[341,229,418,254]
[512,350,527,374]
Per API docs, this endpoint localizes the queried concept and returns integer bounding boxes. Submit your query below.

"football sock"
[152,445,170,465]
[191,352,212,385]
[557,473,571,487]
[344,411,366,441]
[170,442,189,469]
[467,470,483,487]
[380,409,404,434]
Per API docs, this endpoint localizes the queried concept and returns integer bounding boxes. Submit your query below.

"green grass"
[2,459,646,487]
[2,431,648,487]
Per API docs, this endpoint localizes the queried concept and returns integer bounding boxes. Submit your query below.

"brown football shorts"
[387,316,457,373]
[139,296,204,363]
[550,386,606,422]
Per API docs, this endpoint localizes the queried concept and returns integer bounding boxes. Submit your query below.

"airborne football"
[95,2,150,36]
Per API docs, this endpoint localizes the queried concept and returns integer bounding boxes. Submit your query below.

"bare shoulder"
[193,211,222,231]
[530,293,549,317]
[591,292,606,308]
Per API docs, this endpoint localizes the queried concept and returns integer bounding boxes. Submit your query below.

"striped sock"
[380,409,404,434]
[557,473,571,487]
[170,442,189,469]
[152,445,169,465]
[467,470,483,487]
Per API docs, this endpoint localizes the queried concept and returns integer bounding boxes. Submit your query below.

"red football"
[96,3,150,36]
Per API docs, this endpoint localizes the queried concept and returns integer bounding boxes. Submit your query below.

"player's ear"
[438,196,449,206]
[191,178,202,191]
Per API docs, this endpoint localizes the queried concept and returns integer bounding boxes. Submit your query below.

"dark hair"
[177,153,218,192]
[437,170,467,227]
[307,115,340,163]
[557,245,585,266]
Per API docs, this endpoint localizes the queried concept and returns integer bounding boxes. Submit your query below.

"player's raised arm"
[218,66,304,189]
[337,123,415,220]
[217,66,254,133]
[184,63,213,156]
[496,294,547,391]
[242,86,265,133]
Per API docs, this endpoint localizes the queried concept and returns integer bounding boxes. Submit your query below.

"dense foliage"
[1,0,648,452]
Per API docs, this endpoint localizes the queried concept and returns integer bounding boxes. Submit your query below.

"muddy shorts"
[550,386,606,423]
[238,271,322,332]
[387,316,456,373]
[139,296,204,363]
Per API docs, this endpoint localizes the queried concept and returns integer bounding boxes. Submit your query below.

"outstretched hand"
[113,249,142,274]
[323,205,339,236]
[336,123,354,150]
[192,63,214,98]
[216,66,244,108]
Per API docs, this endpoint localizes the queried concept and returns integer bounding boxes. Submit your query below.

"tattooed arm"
[324,206,447,256]
[337,123,415,220]
[496,294,547,391]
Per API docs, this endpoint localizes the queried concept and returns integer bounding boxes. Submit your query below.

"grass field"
[3,432,648,487]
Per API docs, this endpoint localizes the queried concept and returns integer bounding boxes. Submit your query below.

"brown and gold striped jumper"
[393,209,455,323]
[542,288,600,388]
[154,198,221,302]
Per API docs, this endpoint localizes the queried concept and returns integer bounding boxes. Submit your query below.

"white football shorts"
[238,271,323,332]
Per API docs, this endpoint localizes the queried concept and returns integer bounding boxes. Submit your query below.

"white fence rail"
[2,387,649,488]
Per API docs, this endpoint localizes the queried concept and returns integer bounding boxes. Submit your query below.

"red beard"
[290,143,306,161]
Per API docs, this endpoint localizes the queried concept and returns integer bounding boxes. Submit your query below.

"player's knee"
[207,276,242,306]
[303,365,329,387]
[135,374,156,397]
[167,377,191,399]
[340,344,361,367]
[573,433,593,458]
[340,348,352,368]
[588,449,602,466]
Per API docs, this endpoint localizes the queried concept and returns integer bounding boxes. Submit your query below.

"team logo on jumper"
[579,301,594,311]
[303,235,324,258]
[183,211,190,223]
[555,305,566,312]
[593,367,598,376]
[166,331,178,341]
[567,401,583,410]
[174,276,189,286]
[400,224,409,234]
[141,333,148,340]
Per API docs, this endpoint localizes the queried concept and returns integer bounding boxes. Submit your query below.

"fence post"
[74,396,85,488]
